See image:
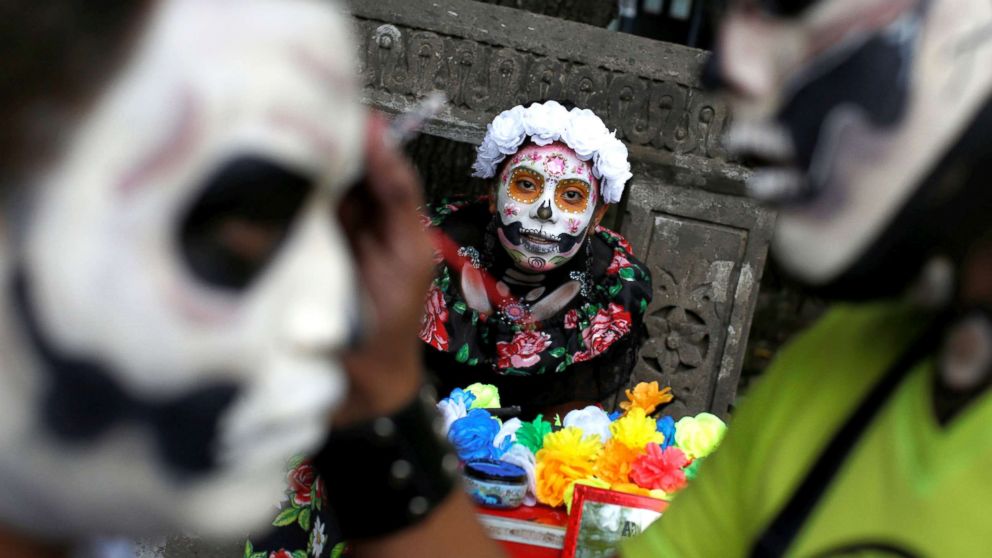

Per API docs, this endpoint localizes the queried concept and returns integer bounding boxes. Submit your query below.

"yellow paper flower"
[535,427,602,507]
[675,413,727,460]
[593,438,644,485]
[465,383,501,409]
[610,408,664,451]
[619,381,674,415]
[610,482,658,499]
[563,477,610,515]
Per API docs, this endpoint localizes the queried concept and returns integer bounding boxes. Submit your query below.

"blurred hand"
[333,112,434,425]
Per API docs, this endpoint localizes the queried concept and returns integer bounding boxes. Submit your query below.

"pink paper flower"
[630,444,689,493]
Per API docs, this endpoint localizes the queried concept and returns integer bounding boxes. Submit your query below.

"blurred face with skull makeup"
[0,0,374,546]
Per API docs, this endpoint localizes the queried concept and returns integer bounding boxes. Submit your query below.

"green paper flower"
[674,413,727,460]
[466,383,501,409]
[516,414,553,454]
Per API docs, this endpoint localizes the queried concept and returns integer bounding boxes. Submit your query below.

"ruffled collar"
[420,198,652,376]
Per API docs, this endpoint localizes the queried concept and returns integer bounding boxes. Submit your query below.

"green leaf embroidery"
[468,357,479,366]
[287,454,305,470]
[292,551,308,558]
[503,367,530,376]
[298,507,312,531]
[619,267,635,281]
[556,362,567,373]
[272,507,300,527]
[455,344,470,363]
[471,311,479,325]
[640,298,648,313]
[565,354,573,366]
[453,301,468,314]
[537,366,546,375]
[243,541,253,558]
[331,543,347,558]
[609,282,623,297]
[550,347,567,358]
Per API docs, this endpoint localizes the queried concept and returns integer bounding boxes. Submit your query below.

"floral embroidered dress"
[422,198,652,415]
[245,456,343,558]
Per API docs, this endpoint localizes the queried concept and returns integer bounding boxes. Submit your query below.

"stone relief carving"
[354,19,730,161]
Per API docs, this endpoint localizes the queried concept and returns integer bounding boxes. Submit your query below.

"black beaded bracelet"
[316,387,460,541]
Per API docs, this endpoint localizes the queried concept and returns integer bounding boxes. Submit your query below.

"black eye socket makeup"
[179,155,314,291]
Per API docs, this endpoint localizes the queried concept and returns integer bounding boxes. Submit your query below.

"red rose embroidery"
[269,550,293,558]
[606,250,633,275]
[497,330,552,369]
[564,309,580,329]
[419,285,450,351]
[578,303,632,359]
[287,462,315,507]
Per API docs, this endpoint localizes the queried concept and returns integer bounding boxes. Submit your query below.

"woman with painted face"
[421,101,652,417]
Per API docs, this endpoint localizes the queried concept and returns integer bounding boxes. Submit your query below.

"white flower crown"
[471,101,632,204]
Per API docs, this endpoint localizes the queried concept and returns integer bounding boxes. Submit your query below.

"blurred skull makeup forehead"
[713,0,992,296]
[0,0,364,538]
[496,143,598,273]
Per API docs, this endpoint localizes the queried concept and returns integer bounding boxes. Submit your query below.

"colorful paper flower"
[447,387,477,409]
[610,408,665,451]
[535,427,602,507]
[563,405,612,442]
[674,413,727,460]
[619,381,674,415]
[656,415,676,449]
[465,383,501,409]
[436,397,468,435]
[593,438,644,485]
[630,444,689,494]
[494,417,523,448]
[516,415,553,454]
[449,409,506,461]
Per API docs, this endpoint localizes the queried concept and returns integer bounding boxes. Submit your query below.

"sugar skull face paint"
[496,142,598,272]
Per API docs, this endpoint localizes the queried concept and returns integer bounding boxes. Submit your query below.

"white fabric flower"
[563,405,612,442]
[488,105,528,155]
[561,108,611,161]
[472,136,505,178]
[500,443,537,506]
[310,517,327,557]
[522,100,569,146]
[594,137,632,204]
[494,417,523,448]
[471,101,631,204]
[436,398,468,435]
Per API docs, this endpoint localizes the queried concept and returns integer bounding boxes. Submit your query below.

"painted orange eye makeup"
[555,179,591,213]
[507,168,544,204]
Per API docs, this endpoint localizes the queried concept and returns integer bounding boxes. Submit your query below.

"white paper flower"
[561,108,611,161]
[522,100,569,146]
[488,105,528,155]
[500,443,537,506]
[436,398,468,435]
[594,138,632,204]
[472,136,505,178]
[494,417,523,448]
[563,405,613,442]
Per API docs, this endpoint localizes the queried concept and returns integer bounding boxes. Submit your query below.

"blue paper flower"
[449,409,503,461]
[447,387,477,409]
[608,410,622,422]
[657,415,677,449]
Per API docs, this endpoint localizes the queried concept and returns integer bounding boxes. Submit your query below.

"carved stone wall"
[348,0,747,196]
[351,0,767,419]
[620,182,774,418]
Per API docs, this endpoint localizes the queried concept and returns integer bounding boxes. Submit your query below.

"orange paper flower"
[593,439,645,485]
[619,381,674,415]
[535,427,602,507]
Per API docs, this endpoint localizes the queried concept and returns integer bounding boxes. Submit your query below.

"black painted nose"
[537,200,553,220]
